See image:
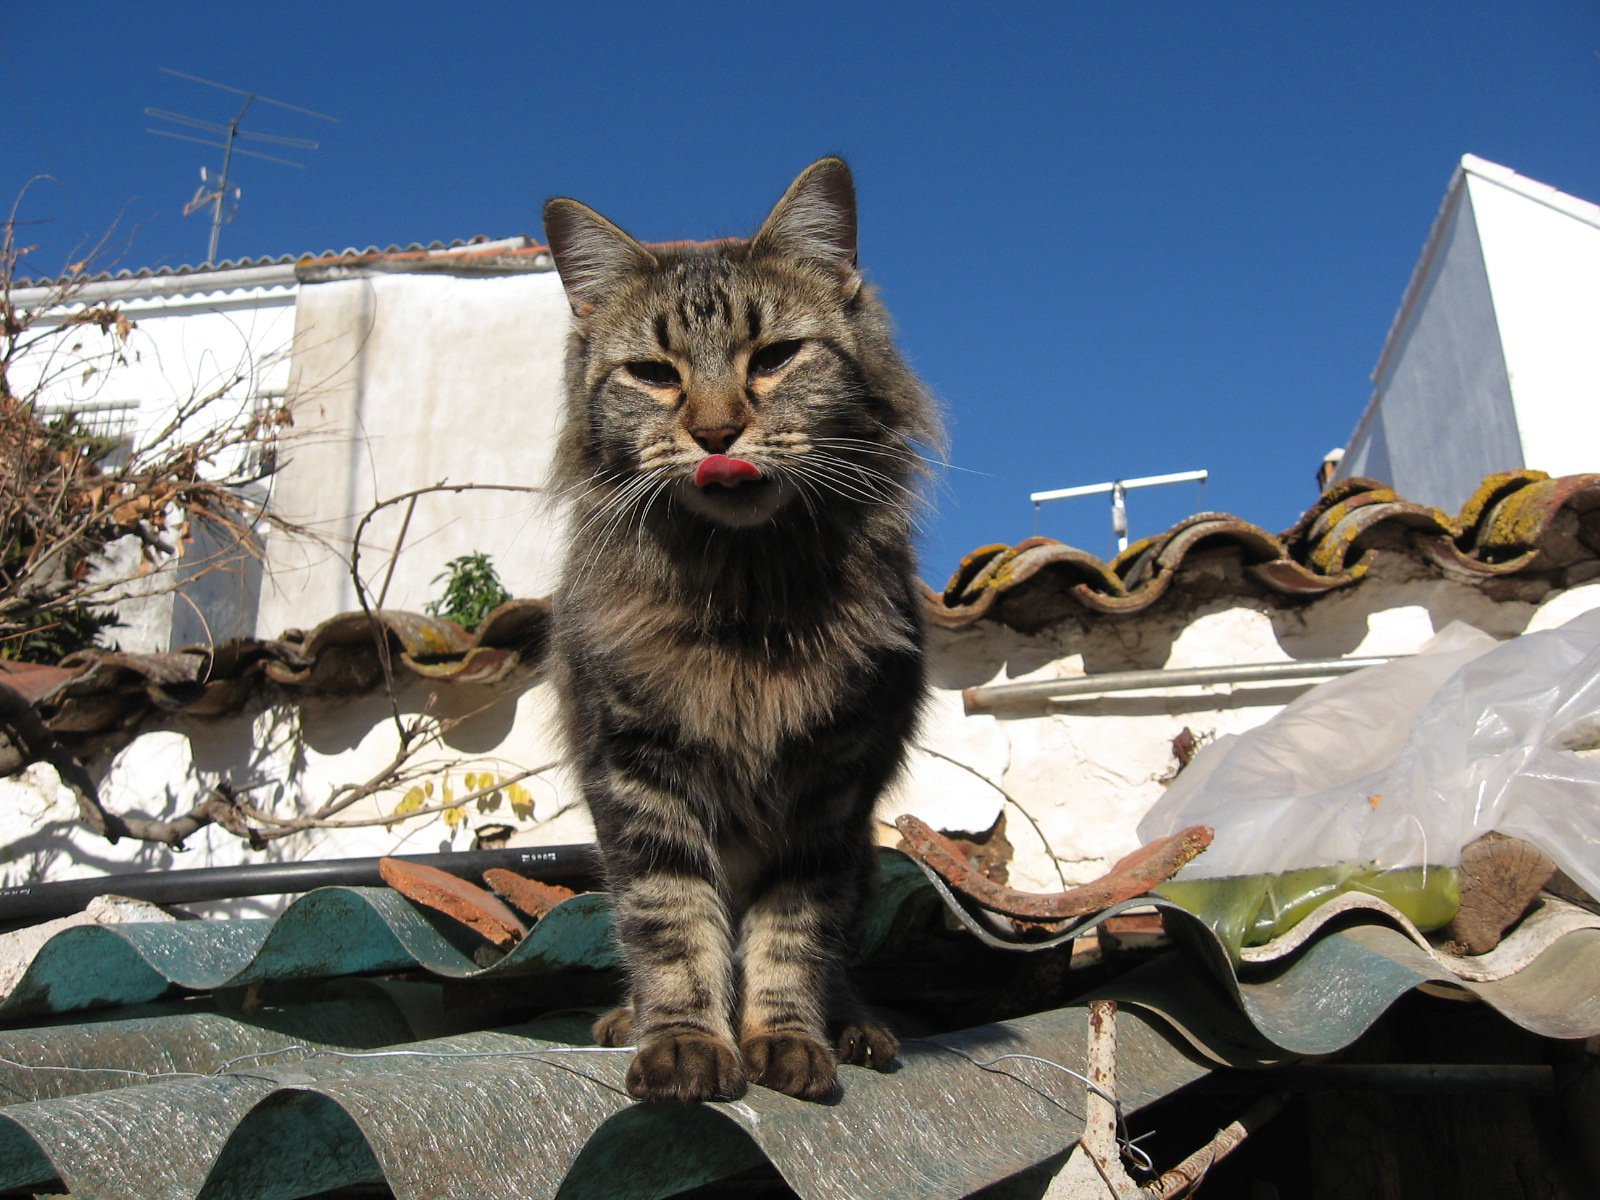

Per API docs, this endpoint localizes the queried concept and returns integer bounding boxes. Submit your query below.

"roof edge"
[1368,155,1473,393]
[9,260,302,310]
[9,237,556,310]
[1460,154,1600,232]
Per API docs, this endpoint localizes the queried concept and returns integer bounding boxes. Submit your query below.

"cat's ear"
[751,158,859,284]
[543,198,657,318]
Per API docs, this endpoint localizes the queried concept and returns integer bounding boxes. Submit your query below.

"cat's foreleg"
[608,869,745,1100]
[738,875,849,1101]
[592,780,746,1102]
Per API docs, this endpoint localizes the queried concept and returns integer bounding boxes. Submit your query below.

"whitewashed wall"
[1470,164,1600,478]
[1341,168,1522,512]
[1340,157,1600,513]
[6,570,1595,914]
[257,271,571,635]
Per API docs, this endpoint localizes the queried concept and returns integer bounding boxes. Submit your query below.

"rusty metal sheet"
[895,815,1211,923]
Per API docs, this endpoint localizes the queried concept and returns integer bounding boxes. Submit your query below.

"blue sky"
[4,3,1598,583]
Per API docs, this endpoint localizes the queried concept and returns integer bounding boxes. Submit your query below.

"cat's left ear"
[751,157,860,290]
[543,197,657,319]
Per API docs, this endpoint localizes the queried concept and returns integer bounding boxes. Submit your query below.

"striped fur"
[544,159,939,1102]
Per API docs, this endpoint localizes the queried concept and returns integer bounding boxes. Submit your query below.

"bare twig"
[2,197,557,855]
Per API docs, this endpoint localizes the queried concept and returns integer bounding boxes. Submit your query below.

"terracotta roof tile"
[13,238,553,291]
[0,600,550,745]
[929,471,1600,631]
[2,474,1596,751]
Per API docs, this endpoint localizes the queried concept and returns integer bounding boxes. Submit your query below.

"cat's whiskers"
[778,449,906,507]
[808,450,918,499]
[567,467,671,593]
[810,435,939,475]
[566,470,657,549]
[781,452,934,539]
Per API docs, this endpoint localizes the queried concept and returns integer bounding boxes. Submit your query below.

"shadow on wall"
[169,512,266,650]
[294,677,527,759]
[927,552,1556,698]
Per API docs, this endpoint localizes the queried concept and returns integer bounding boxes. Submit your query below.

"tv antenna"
[1031,469,1209,554]
[145,66,338,266]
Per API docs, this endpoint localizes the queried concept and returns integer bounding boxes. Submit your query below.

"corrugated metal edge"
[0,886,619,1021]
[0,999,1224,1200]
[0,855,939,1022]
[911,852,1600,1051]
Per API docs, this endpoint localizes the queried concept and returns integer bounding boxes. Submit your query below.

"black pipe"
[0,844,602,924]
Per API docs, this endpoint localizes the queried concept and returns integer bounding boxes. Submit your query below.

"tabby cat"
[544,158,939,1102]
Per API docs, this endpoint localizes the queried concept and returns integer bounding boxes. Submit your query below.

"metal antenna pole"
[207,96,253,266]
[145,67,337,265]
[1030,469,1209,554]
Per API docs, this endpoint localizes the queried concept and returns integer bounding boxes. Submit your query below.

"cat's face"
[546,159,920,531]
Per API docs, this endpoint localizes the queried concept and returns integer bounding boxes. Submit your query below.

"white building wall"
[1343,176,1521,512]
[1468,167,1600,479]
[1341,157,1600,512]
[7,280,298,651]
[258,271,571,635]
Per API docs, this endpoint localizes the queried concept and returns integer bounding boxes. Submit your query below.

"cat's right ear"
[543,198,656,319]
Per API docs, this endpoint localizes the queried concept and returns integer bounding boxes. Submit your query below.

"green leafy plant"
[1,603,120,663]
[426,551,511,632]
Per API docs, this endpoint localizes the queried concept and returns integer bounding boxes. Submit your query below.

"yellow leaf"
[443,803,467,829]
[508,784,534,821]
[386,786,427,831]
[424,780,435,797]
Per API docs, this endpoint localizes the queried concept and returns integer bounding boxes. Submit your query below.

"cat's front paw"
[626,1032,746,1102]
[837,1020,898,1072]
[741,1032,840,1101]
[592,1005,634,1047]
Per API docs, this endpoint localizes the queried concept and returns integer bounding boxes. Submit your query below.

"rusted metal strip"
[894,815,1211,921]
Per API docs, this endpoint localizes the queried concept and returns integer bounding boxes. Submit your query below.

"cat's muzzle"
[681,456,791,527]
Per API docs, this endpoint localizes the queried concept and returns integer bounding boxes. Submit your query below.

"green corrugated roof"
[2,850,1598,1198]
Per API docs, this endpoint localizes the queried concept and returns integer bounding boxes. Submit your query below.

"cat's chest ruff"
[589,595,859,751]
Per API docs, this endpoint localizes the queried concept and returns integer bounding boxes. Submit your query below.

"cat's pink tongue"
[694,454,762,489]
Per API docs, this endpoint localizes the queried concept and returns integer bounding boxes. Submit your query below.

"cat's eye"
[748,340,802,376]
[625,360,681,388]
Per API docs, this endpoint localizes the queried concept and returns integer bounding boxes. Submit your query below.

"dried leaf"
[385,785,427,831]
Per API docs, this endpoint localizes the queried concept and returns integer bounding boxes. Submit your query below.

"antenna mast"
[1031,469,1209,554]
[145,67,338,265]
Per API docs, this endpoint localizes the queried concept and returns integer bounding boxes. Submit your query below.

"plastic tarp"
[1140,607,1600,953]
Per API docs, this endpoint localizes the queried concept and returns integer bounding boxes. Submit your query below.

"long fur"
[544,158,940,1102]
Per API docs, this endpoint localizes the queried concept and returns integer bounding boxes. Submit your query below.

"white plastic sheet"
[1140,606,1600,901]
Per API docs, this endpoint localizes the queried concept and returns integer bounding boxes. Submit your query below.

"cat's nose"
[691,425,744,455]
